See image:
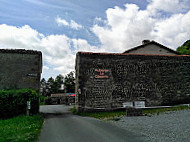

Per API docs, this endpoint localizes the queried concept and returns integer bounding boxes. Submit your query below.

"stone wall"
[75,52,190,112]
[0,49,42,90]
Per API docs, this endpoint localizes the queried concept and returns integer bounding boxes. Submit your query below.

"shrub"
[39,95,48,105]
[0,89,39,118]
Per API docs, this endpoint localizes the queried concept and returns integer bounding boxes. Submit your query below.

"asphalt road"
[38,105,145,142]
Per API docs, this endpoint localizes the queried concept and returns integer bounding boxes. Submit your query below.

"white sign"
[134,101,145,108]
[27,101,31,109]
[123,102,133,108]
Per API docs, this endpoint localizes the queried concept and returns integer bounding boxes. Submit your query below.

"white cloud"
[147,0,189,13]
[56,17,69,26]
[91,1,190,52]
[70,20,83,30]
[43,66,49,70]
[72,38,104,53]
[0,24,90,77]
[55,16,83,30]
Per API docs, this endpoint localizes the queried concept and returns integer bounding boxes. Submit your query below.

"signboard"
[27,73,38,77]
[123,102,133,108]
[27,101,31,109]
[134,101,145,108]
[94,69,109,78]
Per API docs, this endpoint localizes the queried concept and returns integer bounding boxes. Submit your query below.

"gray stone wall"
[75,52,190,112]
[0,49,42,90]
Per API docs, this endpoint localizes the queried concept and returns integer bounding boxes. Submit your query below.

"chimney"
[142,40,150,45]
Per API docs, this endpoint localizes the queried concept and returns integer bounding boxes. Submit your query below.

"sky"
[0,0,190,79]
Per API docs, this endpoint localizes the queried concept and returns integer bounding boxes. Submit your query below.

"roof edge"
[123,40,180,55]
[0,49,42,55]
[77,51,189,57]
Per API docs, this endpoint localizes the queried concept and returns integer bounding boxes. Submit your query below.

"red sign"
[94,69,109,78]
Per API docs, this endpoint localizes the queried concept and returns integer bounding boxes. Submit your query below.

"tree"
[40,78,47,96]
[40,72,75,95]
[64,71,75,93]
[55,74,64,93]
[176,40,190,55]
[47,77,55,95]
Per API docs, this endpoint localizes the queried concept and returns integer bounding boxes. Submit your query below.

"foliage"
[39,95,48,105]
[40,72,75,96]
[176,39,190,55]
[0,114,44,142]
[0,89,39,118]
[64,71,75,93]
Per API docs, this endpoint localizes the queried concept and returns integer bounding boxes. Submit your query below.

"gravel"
[109,110,190,142]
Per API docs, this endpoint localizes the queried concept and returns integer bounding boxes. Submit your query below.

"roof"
[77,51,189,57]
[123,40,180,55]
[51,93,75,97]
[0,49,42,55]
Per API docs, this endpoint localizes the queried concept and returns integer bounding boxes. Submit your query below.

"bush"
[39,95,48,105]
[0,89,39,118]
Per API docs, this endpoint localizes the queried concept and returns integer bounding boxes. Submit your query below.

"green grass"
[71,105,190,120]
[70,107,125,120]
[0,114,44,142]
[79,111,126,120]
[143,105,190,115]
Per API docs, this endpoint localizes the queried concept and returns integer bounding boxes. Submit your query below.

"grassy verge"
[71,105,190,120]
[79,111,126,120]
[143,105,190,115]
[0,114,44,142]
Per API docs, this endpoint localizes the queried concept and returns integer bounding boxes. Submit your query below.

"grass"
[79,111,126,120]
[143,105,190,115]
[71,105,190,120]
[0,114,44,142]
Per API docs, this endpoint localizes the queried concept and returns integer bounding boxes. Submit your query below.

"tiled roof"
[123,40,180,55]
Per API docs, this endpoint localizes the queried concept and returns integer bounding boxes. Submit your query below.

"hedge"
[0,89,39,118]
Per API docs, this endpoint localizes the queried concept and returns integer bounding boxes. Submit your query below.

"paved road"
[38,105,145,142]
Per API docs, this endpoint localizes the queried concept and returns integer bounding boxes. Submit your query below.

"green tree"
[64,71,75,93]
[176,40,190,55]
[40,78,47,96]
[47,77,55,94]
[55,74,64,93]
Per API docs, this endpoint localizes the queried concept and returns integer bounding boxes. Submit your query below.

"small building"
[75,40,190,112]
[123,40,179,55]
[0,49,42,90]
[50,93,75,105]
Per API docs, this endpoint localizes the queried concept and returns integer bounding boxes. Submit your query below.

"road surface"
[38,105,145,142]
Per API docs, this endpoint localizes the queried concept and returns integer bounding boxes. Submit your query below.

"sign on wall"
[134,101,145,108]
[123,102,133,108]
[94,69,109,78]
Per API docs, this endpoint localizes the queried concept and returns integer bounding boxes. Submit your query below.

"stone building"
[0,49,42,90]
[50,93,75,105]
[75,40,190,112]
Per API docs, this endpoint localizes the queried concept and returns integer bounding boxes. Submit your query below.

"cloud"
[0,24,89,77]
[91,1,190,52]
[43,66,50,70]
[56,17,69,26]
[147,0,189,13]
[56,16,83,30]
